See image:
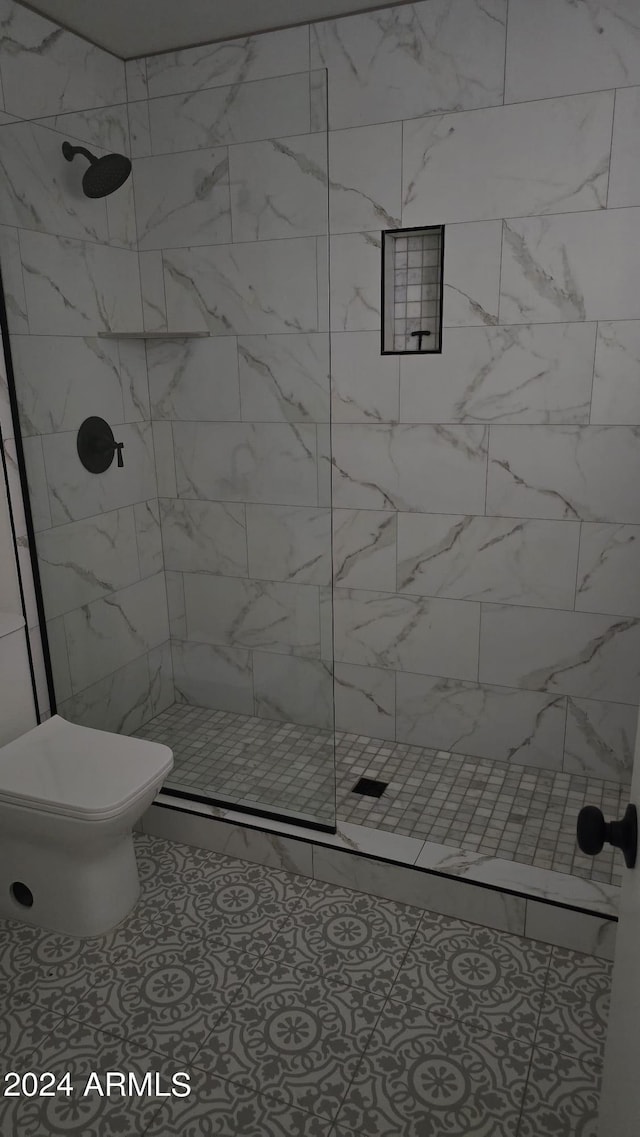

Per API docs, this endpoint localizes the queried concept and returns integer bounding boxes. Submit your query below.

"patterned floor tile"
[337,999,531,1137]
[390,913,551,1044]
[145,1068,332,1136]
[517,1047,601,1137]
[536,948,612,1070]
[193,955,384,1122]
[265,879,421,996]
[0,1004,63,1065]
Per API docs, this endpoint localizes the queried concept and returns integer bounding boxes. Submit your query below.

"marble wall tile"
[524,902,616,962]
[316,234,329,333]
[134,499,163,578]
[172,638,253,714]
[499,210,640,324]
[139,250,167,331]
[331,331,399,423]
[152,421,176,498]
[173,421,318,506]
[486,425,640,524]
[118,339,150,423]
[147,336,240,421]
[165,570,186,639]
[333,660,396,740]
[128,100,151,159]
[46,616,71,703]
[160,497,247,576]
[395,672,567,768]
[19,436,50,531]
[320,585,334,663]
[42,420,156,525]
[35,105,131,155]
[442,221,502,328]
[147,640,175,719]
[183,573,320,657]
[397,513,580,609]
[0,0,125,119]
[12,335,124,437]
[163,238,318,335]
[59,649,161,734]
[19,230,142,335]
[564,695,636,782]
[608,86,640,208]
[229,133,327,242]
[333,509,397,591]
[125,59,148,102]
[316,422,332,508]
[328,122,401,233]
[333,587,479,679]
[145,26,310,98]
[64,572,168,693]
[149,73,310,154]
[238,333,329,423]
[576,523,640,617]
[0,224,28,332]
[479,604,640,704]
[134,147,231,249]
[253,652,333,729]
[310,69,328,133]
[311,0,507,129]
[329,232,381,331]
[591,321,640,425]
[403,92,613,227]
[246,504,330,585]
[505,0,640,103]
[36,506,140,620]
[400,324,596,424]
[332,424,488,514]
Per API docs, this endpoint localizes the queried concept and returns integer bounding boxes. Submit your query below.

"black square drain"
[352,777,388,798]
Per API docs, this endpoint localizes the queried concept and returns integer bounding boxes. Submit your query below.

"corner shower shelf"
[97,331,210,339]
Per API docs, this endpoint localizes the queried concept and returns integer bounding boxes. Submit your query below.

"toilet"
[0,715,173,938]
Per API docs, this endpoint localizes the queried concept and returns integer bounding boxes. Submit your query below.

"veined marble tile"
[524,903,616,962]
[12,335,124,436]
[330,232,381,331]
[397,513,580,608]
[128,100,151,159]
[42,421,156,525]
[0,0,125,119]
[149,73,310,154]
[333,586,479,680]
[125,58,147,102]
[172,638,253,714]
[134,500,163,578]
[400,324,595,424]
[165,571,186,639]
[19,230,142,335]
[183,573,320,657]
[160,498,247,577]
[329,122,401,233]
[253,652,333,730]
[334,661,396,741]
[479,604,640,704]
[310,69,328,133]
[576,523,640,617]
[64,572,168,694]
[333,509,397,591]
[499,210,640,324]
[19,436,50,532]
[331,331,399,423]
[320,585,333,663]
[118,339,150,423]
[134,147,231,250]
[317,234,329,333]
[173,421,318,506]
[395,672,566,768]
[591,321,640,425]
[105,173,137,250]
[229,133,327,242]
[487,425,640,524]
[147,336,240,421]
[0,120,110,242]
[246,504,331,585]
[139,250,167,332]
[609,86,640,208]
[35,507,140,620]
[564,695,636,782]
[0,224,28,332]
[443,221,502,327]
[35,105,130,155]
[316,422,332,507]
[311,0,507,129]
[145,26,310,98]
[46,616,71,704]
[59,649,159,734]
[238,333,329,423]
[152,421,176,498]
[147,640,174,720]
[505,0,640,103]
[403,92,613,226]
[163,238,318,335]
[332,424,488,514]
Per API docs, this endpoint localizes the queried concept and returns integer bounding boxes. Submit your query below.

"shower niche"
[381,225,444,354]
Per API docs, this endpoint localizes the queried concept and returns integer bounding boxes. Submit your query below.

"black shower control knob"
[576,803,638,869]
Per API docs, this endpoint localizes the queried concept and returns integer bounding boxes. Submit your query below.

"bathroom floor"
[135,704,626,886]
[0,834,609,1136]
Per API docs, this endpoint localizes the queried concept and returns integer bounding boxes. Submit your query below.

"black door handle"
[577,804,637,868]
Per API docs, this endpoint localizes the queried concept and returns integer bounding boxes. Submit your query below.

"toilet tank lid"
[0,715,173,819]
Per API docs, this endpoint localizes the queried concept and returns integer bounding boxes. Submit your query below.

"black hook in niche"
[77,417,125,473]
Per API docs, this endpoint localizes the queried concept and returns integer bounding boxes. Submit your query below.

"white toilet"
[0,715,173,938]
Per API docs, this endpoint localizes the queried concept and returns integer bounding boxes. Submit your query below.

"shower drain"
[352,777,389,798]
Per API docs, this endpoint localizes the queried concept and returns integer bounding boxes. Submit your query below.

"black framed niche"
[381,225,444,355]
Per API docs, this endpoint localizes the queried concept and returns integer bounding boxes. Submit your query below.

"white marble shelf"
[97,331,210,339]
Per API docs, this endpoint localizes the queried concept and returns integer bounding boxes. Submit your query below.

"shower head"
[62,141,132,199]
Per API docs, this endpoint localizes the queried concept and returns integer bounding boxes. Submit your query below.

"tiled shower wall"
[0,0,172,732]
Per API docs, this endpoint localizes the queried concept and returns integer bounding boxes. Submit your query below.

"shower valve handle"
[577,803,637,869]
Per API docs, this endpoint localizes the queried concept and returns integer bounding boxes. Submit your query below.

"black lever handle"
[577,803,637,868]
[114,441,124,467]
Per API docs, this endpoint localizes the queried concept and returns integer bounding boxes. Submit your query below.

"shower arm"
[62,142,98,166]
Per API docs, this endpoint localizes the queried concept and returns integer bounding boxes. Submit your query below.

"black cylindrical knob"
[577,803,638,869]
[576,805,607,857]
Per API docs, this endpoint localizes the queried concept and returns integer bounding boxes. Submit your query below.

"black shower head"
[62,140,132,199]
